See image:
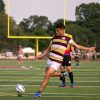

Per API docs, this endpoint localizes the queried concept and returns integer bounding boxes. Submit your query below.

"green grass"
[0,60,100,100]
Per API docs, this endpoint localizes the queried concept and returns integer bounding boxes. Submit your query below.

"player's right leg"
[34,67,56,97]
[66,67,74,88]
[34,59,61,97]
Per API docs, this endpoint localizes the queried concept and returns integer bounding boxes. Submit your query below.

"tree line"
[0,0,100,52]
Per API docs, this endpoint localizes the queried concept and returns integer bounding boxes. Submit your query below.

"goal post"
[7,0,67,56]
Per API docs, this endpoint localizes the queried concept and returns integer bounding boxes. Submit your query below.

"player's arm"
[70,45,75,58]
[69,35,75,58]
[36,43,51,59]
[71,41,95,52]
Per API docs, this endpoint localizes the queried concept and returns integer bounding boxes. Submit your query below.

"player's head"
[55,23,65,36]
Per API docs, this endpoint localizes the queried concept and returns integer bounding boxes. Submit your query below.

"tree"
[66,24,96,46]
[19,15,52,35]
[19,15,52,51]
[75,3,100,51]
[54,19,67,25]
[76,3,100,22]
[0,0,5,12]
[0,12,8,49]
[0,12,27,51]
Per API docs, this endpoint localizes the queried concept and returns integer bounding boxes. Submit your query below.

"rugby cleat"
[34,91,41,97]
[70,83,75,88]
[59,83,66,87]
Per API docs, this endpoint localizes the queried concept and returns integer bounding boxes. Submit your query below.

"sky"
[3,0,100,24]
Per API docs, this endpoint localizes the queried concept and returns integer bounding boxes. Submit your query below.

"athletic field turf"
[0,59,100,100]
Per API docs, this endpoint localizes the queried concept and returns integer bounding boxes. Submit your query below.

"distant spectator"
[74,48,81,66]
[17,45,24,63]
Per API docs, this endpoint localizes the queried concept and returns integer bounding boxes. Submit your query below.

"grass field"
[0,59,100,100]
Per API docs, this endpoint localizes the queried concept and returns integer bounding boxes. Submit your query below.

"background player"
[59,33,75,88]
[74,46,81,66]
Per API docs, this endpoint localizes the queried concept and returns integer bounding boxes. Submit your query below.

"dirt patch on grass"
[0,66,32,70]
[0,66,23,70]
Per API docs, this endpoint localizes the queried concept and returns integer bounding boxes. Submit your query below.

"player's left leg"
[64,55,74,87]
[66,66,74,87]
[59,55,69,87]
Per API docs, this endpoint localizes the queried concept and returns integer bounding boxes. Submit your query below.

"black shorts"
[62,55,71,66]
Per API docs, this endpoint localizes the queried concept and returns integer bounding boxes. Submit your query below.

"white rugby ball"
[16,84,25,93]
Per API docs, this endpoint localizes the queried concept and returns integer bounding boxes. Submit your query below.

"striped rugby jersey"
[48,34,73,63]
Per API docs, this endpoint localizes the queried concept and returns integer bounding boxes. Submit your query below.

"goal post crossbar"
[7,0,67,56]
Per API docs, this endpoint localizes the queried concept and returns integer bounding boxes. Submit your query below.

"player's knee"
[60,66,65,72]
[45,73,52,80]
[46,69,55,77]
[67,67,72,72]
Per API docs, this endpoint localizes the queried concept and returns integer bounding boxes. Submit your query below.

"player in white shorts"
[34,23,95,97]
[46,59,61,70]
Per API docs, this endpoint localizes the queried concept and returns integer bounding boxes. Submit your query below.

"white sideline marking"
[26,92,100,96]
[0,75,100,79]
[0,93,100,98]
[37,95,100,98]
[0,80,100,82]
[0,85,100,88]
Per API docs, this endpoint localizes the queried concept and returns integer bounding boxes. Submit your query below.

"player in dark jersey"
[59,33,75,87]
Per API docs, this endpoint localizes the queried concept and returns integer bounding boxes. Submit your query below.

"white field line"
[1,69,99,72]
[0,76,99,79]
[0,85,100,88]
[0,73,100,78]
[35,95,100,98]
[0,70,100,72]
[0,80,100,83]
[0,93,100,98]
[74,74,100,76]
[28,93,100,96]
[0,69,100,73]
[29,92,100,95]
[1,92,100,95]
[0,71,100,76]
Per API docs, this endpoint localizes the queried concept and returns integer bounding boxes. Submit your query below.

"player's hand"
[89,47,96,52]
[35,54,44,59]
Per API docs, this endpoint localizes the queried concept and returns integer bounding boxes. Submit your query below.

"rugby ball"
[16,84,25,93]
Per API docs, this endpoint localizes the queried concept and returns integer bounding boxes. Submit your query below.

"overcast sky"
[3,0,100,24]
